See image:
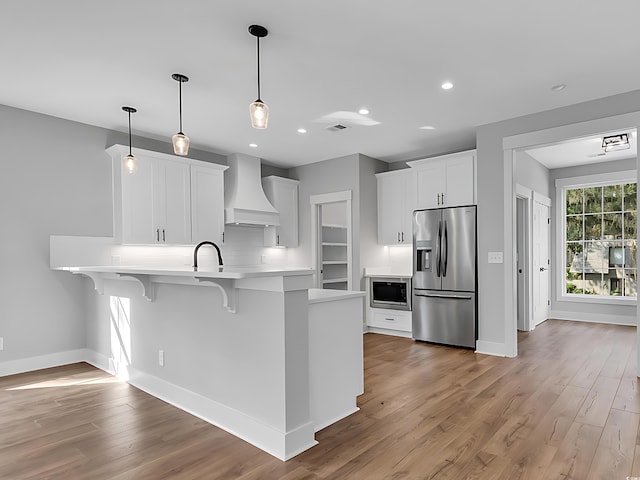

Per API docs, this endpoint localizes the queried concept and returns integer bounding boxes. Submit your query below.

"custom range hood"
[224,153,280,226]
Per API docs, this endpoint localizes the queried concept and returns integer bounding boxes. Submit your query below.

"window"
[564,181,637,298]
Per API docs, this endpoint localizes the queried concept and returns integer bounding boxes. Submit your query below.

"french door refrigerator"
[412,205,477,348]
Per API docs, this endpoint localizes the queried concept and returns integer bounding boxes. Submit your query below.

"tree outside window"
[565,182,637,297]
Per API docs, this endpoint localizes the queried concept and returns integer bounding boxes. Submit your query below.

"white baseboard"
[475,340,507,357]
[365,326,413,338]
[0,349,317,461]
[0,348,89,377]
[550,310,636,326]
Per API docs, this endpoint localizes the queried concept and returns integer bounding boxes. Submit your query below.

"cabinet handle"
[401,232,404,242]
[384,318,395,322]
[156,228,160,242]
[277,234,280,245]
[222,232,225,243]
[437,193,440,205]
[397,232,400,242]
[442,192,445,204]
[162,229,166,242]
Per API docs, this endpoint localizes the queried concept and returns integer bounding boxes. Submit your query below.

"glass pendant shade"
[172,132,190,156]
[124,154,138,174]
[250,100,269,129]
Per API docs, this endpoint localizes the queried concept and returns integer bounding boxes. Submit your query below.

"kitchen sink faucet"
[193,241,224,271]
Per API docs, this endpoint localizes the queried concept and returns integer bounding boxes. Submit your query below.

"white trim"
[0,348,88,377]
[533,191,551,207]
[515,187,533,331]
[364,326,413,338]
[504,149,517,357]
[550,310,636,326]
[475,340,507,357]
[503,112,640,150]
[310,191,353,290]
[555,171,637,305]
[0,350,318,461]
[555,170,636,188]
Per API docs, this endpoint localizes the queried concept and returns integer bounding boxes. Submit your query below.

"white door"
[532,197,551,327]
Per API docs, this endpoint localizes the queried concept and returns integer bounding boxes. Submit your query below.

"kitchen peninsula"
[52,254,364,461]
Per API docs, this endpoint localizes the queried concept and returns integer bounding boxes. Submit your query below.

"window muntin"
[564,182,637,297]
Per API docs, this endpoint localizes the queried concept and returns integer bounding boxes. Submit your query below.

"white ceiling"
[525,131,638,169]
[2,1,640,168]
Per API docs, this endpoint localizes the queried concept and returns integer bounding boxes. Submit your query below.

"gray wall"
[0,104,226,366]
[515,151,551,198]
[476,89,640,346]
[288,153,387,291]
[550,158,637,322]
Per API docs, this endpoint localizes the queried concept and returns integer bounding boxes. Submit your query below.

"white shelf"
[322,242,347,247]
[323,261,348,265]
[322,224,347,229]
[322,277,348,284]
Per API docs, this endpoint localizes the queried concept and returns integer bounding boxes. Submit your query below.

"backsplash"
[50,226,290,270]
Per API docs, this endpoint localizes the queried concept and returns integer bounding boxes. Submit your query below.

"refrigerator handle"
[443,220,448,277]
[436,220,442,277]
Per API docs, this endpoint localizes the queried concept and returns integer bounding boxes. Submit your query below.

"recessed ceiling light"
[297,128,307,134]
[441,82,453,90]
[358,108,370,115]
[551,84,566,91]
[419,125,436,130]
[249,143,258,148]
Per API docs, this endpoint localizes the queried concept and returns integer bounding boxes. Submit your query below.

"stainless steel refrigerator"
[412,206,477,348]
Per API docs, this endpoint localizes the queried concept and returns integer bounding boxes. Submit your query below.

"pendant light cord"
[128,111,133,156]
[178,80,183,133]
[256,36,261,101]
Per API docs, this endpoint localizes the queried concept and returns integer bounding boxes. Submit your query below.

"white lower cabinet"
[368,310,412,332]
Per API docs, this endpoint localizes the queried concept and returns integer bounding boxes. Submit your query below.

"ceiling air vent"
[327,124,348,132]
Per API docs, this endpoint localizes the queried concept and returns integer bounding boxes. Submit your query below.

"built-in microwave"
[369,277,412,311]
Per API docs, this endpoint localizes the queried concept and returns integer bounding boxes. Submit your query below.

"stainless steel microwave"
[369,277,412,311]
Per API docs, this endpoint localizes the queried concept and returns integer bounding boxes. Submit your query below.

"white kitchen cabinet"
[262,176,299,247]
[376,169,416,245]
[191,163,227,245]
[108,145,227,245]
[409,150,475,209]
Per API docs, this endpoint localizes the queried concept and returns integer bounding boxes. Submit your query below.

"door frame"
[515,184,532,332]
[310,191,353,290]
[502,111,640,360]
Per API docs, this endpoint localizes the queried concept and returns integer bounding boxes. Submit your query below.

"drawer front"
[368,310,412,332]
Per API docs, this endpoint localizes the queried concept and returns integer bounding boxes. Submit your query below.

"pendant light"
[171,73,190,155]
[122,106,138,174]
[248,24,269,129]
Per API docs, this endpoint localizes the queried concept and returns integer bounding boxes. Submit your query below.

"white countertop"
[308,288,365,304]
[56,265,314,279]
[363,267,412,278]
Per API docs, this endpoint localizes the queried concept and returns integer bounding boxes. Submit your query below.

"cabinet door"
[415,165,446,209]
[444,156,474,207]
[191,164,225,244]
[121,155,156,244]
[377,173,405,245]
[157,159,191,244]
[262,177,299,247]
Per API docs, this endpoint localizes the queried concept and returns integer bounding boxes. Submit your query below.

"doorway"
[310,191,353,290]
[516,191,530,331]
[532,193,551,327]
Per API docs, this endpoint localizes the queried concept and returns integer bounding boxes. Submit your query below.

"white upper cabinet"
[376,169,416,245]
[408,150,476,209]
[107,145,227,245]
[262,176,299,247]
[191,163,226,245]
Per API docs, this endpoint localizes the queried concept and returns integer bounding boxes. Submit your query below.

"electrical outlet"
[158,349,165,367]
[111,255,121,265]
[261,255,267,264]
[488,252,503,264]
[0,337,3,351]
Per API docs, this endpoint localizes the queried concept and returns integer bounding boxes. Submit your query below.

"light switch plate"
[488,252,503,264]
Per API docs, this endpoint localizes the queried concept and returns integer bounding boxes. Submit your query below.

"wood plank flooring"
[1,319,639,479]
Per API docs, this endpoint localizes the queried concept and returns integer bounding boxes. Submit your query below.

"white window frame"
[555,169,637,305]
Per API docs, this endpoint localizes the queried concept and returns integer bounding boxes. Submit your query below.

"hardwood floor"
[1,319,639,479]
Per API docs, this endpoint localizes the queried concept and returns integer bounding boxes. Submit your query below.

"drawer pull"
[384,317,395,322]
